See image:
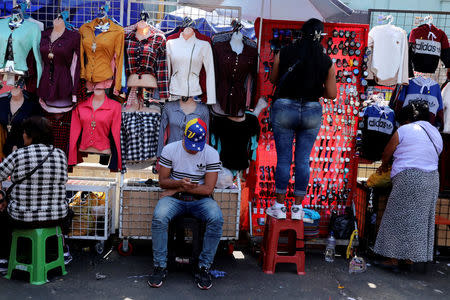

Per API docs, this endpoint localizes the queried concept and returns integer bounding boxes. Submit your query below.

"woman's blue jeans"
[271,98,322,197]
[151,196,223,269]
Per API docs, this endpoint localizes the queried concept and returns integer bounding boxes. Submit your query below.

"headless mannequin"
[182,27,195,40]
[230,31,244,55]
[179,97,197,115]
[80,89,111,155]
[127,20,158,88]
[176,28,197,114]
[41,17,72,120]
[8,87,25,152]
[10,87,25,116]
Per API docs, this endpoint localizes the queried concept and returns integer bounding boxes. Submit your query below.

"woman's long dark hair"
[294,18,330,89]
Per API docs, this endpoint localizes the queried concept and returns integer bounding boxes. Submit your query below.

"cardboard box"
[120,188,240,239]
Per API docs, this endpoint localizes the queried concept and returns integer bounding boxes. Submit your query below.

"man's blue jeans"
[151,196,223,269]
[271,98,322,196]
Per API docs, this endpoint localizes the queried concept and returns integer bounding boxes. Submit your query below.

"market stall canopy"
[179,0,353,22]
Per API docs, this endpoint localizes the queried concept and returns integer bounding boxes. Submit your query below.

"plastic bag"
[215,167,234,189]
[367,169,391,188]
[349,256,367,274]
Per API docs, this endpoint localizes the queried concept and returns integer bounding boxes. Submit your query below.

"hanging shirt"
[68,95,122,171]
[210,113,260,171]
[367,24,409,86]
[79,18,124,92]
[0,18,43,85]
[409,24,450,74]
[166,34,216,104]
[360,104,396,161]
[442,82,450,133]
[38,27,80,112]
[167,28,212,103]
[44,110,72,156]
[0,91,41,157]
[156,100,210,157]
[121,111,161,171]
[212,41,257,117]
[125,28,169,99]
[396,77,444,129]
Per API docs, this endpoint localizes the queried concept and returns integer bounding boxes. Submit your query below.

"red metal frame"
[249,18,370,237]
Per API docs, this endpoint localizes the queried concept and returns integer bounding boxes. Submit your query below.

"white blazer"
[166,34,216,104]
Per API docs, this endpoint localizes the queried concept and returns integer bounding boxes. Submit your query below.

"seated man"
[149,118,223,290]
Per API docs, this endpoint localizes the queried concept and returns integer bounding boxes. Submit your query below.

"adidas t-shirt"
[159,140,221,184]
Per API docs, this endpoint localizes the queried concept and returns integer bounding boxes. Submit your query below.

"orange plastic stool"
[261,215,305,275]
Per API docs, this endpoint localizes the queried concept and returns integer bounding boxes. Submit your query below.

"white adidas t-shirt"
[159,140,221,184]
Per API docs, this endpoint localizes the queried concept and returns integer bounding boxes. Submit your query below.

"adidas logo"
[197,163,205,170]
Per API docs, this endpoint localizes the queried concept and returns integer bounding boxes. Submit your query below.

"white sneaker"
[291,206,305,220]
[266,205,287,219]
[0,259,8,274]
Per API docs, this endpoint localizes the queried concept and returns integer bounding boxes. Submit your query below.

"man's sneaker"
[147,267,168,288]
[291,206,304,220]
[266,205,287,219]
[195,266,212,290]
[64,251,73,265]
[0,259,8,274]
[64,245,73,265]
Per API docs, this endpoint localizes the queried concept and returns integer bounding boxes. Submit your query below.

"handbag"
[329,207,355,239]
[417,123,440,156]
[273,58,302,100]
[1,147,54,204]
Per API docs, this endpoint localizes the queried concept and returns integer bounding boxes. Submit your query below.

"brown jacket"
[79,18,124,92]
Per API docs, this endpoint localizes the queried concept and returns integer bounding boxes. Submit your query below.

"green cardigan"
[0,18,42,86]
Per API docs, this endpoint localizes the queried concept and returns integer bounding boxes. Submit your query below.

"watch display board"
[249,19,369,237]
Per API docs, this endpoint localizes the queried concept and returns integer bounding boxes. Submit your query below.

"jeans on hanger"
[151,196,223,269]
[271,98,322,196]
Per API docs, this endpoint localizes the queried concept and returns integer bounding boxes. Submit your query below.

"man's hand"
[179,178,198,191]
[377,163,390,174]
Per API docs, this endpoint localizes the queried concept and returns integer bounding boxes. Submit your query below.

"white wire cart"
[1,177,117,254]
[65,178,117,254]
[118,180,241,255]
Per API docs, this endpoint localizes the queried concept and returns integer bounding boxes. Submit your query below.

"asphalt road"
[0,240,449,300]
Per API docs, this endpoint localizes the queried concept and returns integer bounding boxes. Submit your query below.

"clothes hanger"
[139,10,154,27]
[181,16,195,28]
[377,14,394,25]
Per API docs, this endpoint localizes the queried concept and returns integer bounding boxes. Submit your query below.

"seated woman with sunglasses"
[0,117,71,272]
[266,18,336,220]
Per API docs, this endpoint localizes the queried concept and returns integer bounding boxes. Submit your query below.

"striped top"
[159,140,221,185]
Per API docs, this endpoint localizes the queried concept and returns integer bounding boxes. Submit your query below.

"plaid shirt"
[125,28,169,99]
[120,111,161,171]
[0,144,68,222]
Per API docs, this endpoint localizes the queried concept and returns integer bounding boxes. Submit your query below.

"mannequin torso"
[230,31,244,55]
[127,20,158,88]
[179,97,197,115]
[81,89,111,155]
[10,87,25,116]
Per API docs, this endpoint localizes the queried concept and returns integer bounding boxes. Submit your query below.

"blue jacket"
[0,18,43,86]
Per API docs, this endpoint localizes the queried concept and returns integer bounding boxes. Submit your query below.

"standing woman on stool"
[266,18,336,220]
